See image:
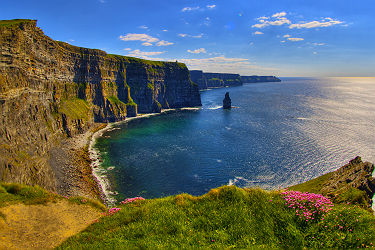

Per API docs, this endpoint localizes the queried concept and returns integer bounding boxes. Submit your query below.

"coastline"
[49,124,106,201]
[88,107,201,205]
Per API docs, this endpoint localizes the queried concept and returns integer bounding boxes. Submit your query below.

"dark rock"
[223,92,231,109]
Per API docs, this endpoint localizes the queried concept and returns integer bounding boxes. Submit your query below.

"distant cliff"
[0,19,201,190]
[190,70,281,90]
[241,75,281,83]
[190,70,242,90]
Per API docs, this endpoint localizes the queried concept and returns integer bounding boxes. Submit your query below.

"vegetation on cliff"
[0,157,374,248]
[290,156,375,210]
[58,185,375,249]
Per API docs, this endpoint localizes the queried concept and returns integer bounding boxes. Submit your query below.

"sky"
[1,0,375,77]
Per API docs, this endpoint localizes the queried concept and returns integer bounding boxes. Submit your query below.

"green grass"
[290,172,334,194]
[290,171,372,208]
[107,95,124,106]
[0,19,35,27]
[0,183,59,207]
[59,98,90,120]
[0,182,106,212]
[66,196,106,212]
[58,185,375,249]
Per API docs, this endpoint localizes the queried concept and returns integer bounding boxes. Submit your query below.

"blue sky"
[1,0,375,76]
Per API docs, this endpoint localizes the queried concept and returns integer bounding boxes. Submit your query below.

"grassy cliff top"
[1,174,375,248]
[0,19,36,27]
[58,185,375,248]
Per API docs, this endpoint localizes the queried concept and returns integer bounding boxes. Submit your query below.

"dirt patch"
[0,200,101,249]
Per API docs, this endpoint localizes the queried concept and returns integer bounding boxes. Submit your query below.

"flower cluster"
[102,207,121,217]
[281,190,333,222]
[120,197,145,205]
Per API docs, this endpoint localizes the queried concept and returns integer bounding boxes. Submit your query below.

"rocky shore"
[49,124,106,200]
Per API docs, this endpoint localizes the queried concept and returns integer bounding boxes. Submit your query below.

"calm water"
[94,77,375,201]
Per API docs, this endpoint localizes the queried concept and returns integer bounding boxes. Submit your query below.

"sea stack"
[223,92,232,109]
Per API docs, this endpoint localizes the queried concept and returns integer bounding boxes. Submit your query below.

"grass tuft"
[0,183,58,206]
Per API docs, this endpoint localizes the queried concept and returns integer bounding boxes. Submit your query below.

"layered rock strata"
[0,19,201,190]
[190,70,281,90]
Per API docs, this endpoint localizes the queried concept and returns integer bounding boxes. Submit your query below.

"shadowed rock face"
[0,19,201,190]
[223,92,231,109]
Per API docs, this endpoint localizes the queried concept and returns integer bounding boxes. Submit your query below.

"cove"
[93,77,375,202]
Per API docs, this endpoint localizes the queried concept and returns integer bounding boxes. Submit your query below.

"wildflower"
[120,197,145,204]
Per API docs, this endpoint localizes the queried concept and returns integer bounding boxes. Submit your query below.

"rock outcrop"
[291,156,375,208]
[223,92,231,109]
[190,70,281,90]
[320,156,375,204]
[0,19,201,190]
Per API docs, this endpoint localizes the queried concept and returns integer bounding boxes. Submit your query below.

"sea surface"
[93,77,375,201]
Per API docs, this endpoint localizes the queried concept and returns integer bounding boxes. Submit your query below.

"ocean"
[92,77,375,202]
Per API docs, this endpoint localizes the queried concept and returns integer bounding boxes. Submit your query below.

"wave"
[206,105,222,110]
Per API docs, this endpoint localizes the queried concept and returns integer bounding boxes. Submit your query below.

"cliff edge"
[0,19,201,191]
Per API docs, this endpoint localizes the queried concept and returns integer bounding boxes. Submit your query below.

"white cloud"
[289,19,343,29]
[123,48,132,51]
[99,0,106,3]
[187,48,207,54]
[312,42,326,46]
[252,13,344,31]
[178,56,277,75]
[287,37,304,41]
[178,33,203,38]
[272,12,287,18]
[182,6,200,12]
[162,29,168,32]
[138,25,148,29]
[313,51,318,54]
[119,33,159,43]
[207,4,216,9]
[283,34,291,38]
[252,17,291,28]
[142,42,153,46]
[156,40,174,46]
[126,49,165,58]
[281,41,286,43]
[253,31,264,35]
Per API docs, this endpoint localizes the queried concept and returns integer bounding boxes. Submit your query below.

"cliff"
[190,70,242,90]
[291,156,375,208]
[190,70,281,90]
[0,19,201,190]
[241,75,281,83]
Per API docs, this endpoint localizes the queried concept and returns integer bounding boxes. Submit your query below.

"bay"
[93,77,375,201]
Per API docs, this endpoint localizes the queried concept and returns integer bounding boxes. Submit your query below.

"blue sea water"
[93,77,375,201]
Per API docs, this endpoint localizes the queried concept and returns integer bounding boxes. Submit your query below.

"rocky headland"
[190,70,281,90]
[0,19,201,195]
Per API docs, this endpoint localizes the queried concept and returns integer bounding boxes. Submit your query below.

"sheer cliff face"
[0,20,201,189]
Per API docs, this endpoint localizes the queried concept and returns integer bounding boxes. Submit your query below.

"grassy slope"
[0,182,105,211]
[58,186,375,249]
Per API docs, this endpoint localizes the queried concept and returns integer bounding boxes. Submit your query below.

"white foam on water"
[206,105,222,110]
